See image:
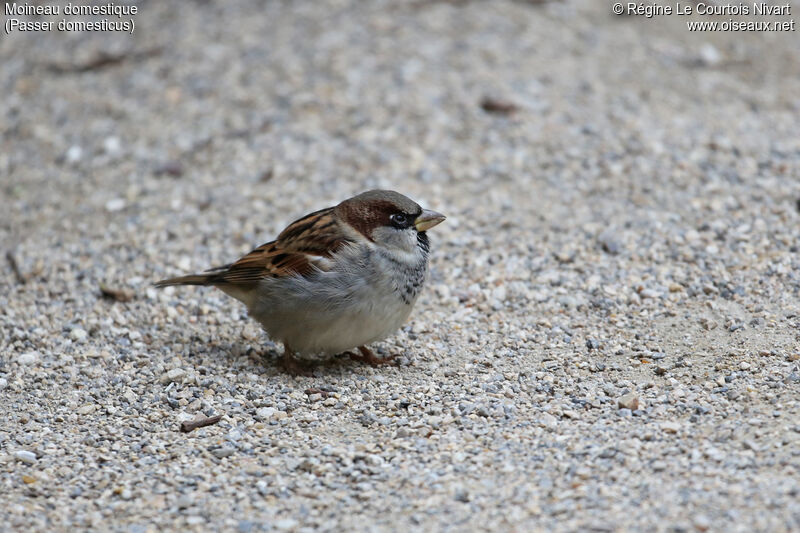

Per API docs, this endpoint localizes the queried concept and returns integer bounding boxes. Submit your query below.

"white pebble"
[661,421,681,433]
[256,407,276,420]
[539,412,558,429]
[77,404,97,415]
[66,145,82,163]
[70,328,87,341]
[103,136,121,154]
[699,43,722,66]
[17,352,39,365]
[15,450,37,464]
[105,198,126,212]
[275,519,298,530]
[491,285,507,302]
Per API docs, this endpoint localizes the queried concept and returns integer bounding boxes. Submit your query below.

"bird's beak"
[415,209,446,232]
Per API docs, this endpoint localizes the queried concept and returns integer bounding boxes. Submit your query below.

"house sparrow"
[154,190,445,373]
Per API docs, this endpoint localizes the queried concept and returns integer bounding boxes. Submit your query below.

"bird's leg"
[280,348,314,376]
[348,345,398,367]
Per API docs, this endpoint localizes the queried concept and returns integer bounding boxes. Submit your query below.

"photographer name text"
[616,2,790,17]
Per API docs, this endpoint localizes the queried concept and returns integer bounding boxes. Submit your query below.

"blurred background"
[3,0,797,275]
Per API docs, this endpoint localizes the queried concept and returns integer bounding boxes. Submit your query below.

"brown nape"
[335,190,421,239]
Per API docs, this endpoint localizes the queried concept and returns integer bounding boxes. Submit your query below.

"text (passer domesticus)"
[154,190,446,373]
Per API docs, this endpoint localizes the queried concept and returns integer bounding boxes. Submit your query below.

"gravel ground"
[2,1,800,531]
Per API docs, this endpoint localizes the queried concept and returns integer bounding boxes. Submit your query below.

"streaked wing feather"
[212,208,348,287]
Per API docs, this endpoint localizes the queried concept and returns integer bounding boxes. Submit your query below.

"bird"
[154,190,446,373]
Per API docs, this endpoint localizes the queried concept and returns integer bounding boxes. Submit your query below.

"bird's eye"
[390,213,408,227]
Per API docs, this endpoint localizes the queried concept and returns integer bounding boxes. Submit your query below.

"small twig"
[46,47,163,74]
[154,160,184,178]
[480,96,519,115]
[99,284,135,302]
[6,251,27,284]
[179,119,271,163]
[180,414,222,433]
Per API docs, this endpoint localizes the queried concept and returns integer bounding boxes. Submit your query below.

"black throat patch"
[416,231,430,253]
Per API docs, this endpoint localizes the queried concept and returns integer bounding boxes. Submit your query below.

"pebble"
[454,489,470,502]
[742,440,759,452]
[103,136,121,154]
[65,145,82,163]
[211,447,235,459]
[693,514,712,532]
[159,368,186,384]
[275,519,298,530]
[639,289,660,300]
[661,422,681,434]
[14,451,37,464]
[105,198,126,212]
[17,352,39,365]
[698,43,722,66]
[598,231,622,255]
[255,407,276,420]
[617,393,639,410]
[176,495,193,509]
[651,461,667,472]
[70,328,88,342]
[539,413,558,429]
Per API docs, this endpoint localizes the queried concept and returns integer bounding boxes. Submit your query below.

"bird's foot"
[279,351,316,376]
[347,346,398,367]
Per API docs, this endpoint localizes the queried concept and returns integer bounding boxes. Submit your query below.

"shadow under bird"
[154,190,445,373]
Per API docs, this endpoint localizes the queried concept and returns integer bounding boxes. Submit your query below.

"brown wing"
[209,207,348,288]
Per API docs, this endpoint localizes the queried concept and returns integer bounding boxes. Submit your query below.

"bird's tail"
[153,273,219,288]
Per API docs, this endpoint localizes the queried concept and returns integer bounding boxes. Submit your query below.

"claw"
[347,346,398,367]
